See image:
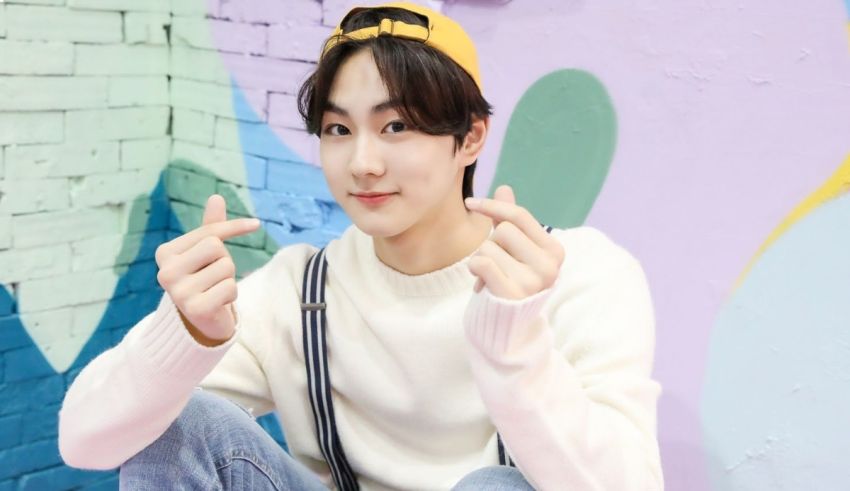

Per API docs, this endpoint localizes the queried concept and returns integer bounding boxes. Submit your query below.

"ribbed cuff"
[463,286,553,361]
[129,294,240,386]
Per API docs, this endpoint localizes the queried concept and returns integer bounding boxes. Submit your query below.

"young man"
[59,3,663,489]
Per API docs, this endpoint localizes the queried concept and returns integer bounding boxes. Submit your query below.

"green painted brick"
[71,231,147,271]
[171,78,265,119]
[0,76,108,111]
[109,76,169,107]
[166,166,217,207]
[171,141,248,185]
[4,142,119,179]
[6,5,122,43]
[68,0,170,12]
[66,107,169,141]
[121,138,171,171]
[170,46,228,84]
[0,112,63,146]
[69,170,160,207]
[172,16,266,55]
[0,244,71,283]
[17,268,119,312]
[125,12,171,45]
[11,206,122,248]
[173,108,215,146]
[0,178,70,215]
[0,5,6,38]
[0,216,10,250]
[169,200,203,232]
[76,44,169,75]
[0,40,74,75]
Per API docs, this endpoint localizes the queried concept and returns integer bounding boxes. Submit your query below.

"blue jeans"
[119,390,534,490]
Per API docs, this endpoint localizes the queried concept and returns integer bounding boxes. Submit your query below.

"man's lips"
[351,192,397,205]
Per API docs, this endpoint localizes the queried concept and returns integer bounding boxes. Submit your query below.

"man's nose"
[349,134,385,177]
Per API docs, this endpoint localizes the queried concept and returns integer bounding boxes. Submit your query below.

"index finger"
[465,197,551,246]
[166,217,261,256]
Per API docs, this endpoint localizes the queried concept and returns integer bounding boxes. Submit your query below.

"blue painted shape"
[0,439,63,481]
[0,415,22,449]
[0,316,31,351]
[3,347,54,383]
[701,193,850,490]
[21,404,59,443]
[844,0,850,18]
[17,465,105,491]
[0,289,15,316]
[0,375,64,417]
[267,160,335,202]
[230,83,348,245]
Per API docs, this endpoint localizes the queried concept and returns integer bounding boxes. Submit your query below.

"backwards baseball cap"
[322,2,483,92]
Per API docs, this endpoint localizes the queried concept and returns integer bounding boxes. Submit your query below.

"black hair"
[297,7,493,199]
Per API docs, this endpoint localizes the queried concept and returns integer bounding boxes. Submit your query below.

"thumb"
[493,184,516,205]
[202,194,227,226]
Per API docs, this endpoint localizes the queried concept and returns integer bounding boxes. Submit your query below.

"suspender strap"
[301,248,360,491]
[300,224,553,480]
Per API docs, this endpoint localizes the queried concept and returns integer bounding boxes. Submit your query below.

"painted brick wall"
[0,0,345,488]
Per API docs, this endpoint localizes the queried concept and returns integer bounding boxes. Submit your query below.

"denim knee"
[452,466,535,491]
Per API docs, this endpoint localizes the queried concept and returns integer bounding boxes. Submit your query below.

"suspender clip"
[301,302,327,311]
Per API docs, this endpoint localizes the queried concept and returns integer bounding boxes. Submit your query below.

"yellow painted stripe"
[735,154,850,290]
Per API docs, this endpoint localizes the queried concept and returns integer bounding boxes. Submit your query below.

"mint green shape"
[490,69,617,228]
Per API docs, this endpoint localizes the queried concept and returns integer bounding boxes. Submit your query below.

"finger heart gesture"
[465,185,565,300]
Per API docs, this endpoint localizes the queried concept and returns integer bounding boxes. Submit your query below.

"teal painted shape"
[0,175,288,489]
[489,69,617,228]
[701,193,850,490]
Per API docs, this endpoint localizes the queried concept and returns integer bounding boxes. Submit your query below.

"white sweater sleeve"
[463,252,663,491]
[58,293,240,469]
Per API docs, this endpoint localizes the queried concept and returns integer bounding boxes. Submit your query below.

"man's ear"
[459,116,489,166]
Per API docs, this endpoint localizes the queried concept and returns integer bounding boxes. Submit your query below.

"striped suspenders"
[300,226,553,489]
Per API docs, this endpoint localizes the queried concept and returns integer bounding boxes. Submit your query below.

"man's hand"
[465,185,565,300]
[155,194,260,345]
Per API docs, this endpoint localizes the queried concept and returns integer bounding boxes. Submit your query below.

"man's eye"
[384,121,407,134]
[323,124,350,136]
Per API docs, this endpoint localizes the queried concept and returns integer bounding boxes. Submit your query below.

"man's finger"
[166,218,261,256]
[203,194,227,226]
[493,184,516,205]
[465,196,550,248]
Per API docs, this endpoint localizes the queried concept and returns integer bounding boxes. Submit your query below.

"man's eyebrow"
[324,100,401,116]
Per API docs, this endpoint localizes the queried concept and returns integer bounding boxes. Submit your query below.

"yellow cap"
[322,2,483,92]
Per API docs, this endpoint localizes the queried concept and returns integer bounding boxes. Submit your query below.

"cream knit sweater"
[59,225,663,490]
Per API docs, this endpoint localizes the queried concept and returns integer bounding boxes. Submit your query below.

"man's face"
[319,49,467,239]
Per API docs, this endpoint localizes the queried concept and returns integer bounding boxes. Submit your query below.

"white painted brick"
[5,142,119,178]
[109,76,169,107]
[124,12,170,45]
[171,141,247,185]
[71,231,147,271]
[172,16,266,55]
[76,44,169,75]
[68,0,170,12]
[18,268,119,312]
[0,178,70,214]
[0,40,74,75]
[6,5,122,43]
[170,45,227,84]
[173,108,215,146]
[0,244,71,283]
[0,5,6,39]
[0,215,10,250]
[219,0,322,25]
[268,22,331,62]
[121,138,171,171]
[0,112,63,146]
[0,146,5,179]
[0,76,108,111]
[12,206,122,248]
[66,106,170,141]
[171,78,266,119]
[269,92,305,129]
[69,169,161,207]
